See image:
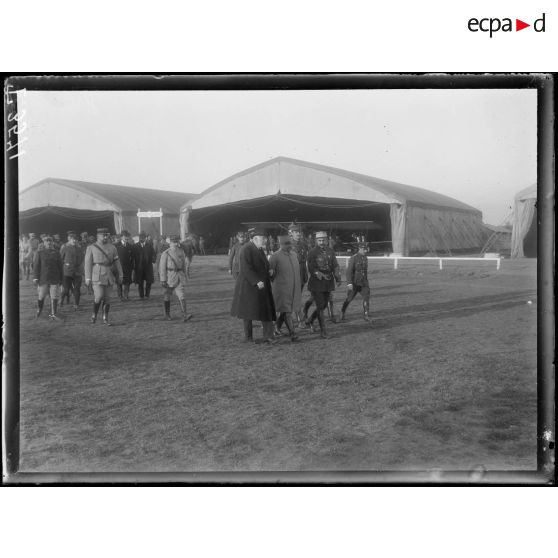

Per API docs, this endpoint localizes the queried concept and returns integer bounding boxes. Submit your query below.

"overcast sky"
[17,88,537,225]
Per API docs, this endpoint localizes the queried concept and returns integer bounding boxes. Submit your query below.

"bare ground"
[17,256,538,473]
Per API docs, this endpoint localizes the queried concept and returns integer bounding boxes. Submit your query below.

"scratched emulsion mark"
[542,429,555,476]
[5,83,27,160]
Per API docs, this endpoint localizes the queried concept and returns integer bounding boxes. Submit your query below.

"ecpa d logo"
[468,13,546,37]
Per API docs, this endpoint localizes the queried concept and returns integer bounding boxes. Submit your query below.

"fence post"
[439,258,443,270]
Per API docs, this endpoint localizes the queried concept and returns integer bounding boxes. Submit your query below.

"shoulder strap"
[165,250,181,269]
[91,243,113,264]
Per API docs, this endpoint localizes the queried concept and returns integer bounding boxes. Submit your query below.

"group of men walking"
[26,222,371,339]
[230,223,371,344]
[28,228,193,325]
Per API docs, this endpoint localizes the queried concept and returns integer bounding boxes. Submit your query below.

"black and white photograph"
[3,74,553,483]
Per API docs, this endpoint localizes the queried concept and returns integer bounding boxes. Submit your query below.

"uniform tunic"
[345,252,370,300]
[269,248,301,312]
[346,253,369,288]
[307,246,340,292]
[159,246,188,300]
[33,248,63,286]
[228,240,244,277]
[230,241,276,322]
[60,243,84,278]
[84,242,122,286]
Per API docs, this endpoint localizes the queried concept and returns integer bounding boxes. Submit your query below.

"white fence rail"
[336,255,502,270]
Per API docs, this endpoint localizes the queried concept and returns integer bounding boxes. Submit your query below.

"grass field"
[18,256,538,473]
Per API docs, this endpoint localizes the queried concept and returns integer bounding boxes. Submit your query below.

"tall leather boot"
[317,311,328,339]
[164,300,172,320]
[307,310,318,332]
[242,319,253,342]
[179,299,192,322]
[49,299,61,320]
[285,314,298,342]
[74,284,81,308]
[145,283,152,299]
[117,282,123,300]
[138,282,145,299]
[36,299,45,318]
[341,299,349,321]
[91,302,101,323]
[102,303,112,326]
[327,299,337,323]
[363,301,370,321]
[274,313,285,336]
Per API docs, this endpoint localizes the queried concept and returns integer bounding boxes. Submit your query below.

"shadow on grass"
[333,290,536,338]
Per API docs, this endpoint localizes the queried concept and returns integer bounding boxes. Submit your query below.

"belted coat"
[269,248,302,313]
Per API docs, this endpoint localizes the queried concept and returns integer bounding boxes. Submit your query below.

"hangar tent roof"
[514,183,537,202]
[185,156,481,215]
[20,177,193,214]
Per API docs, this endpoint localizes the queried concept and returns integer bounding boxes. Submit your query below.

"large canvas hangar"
[181,157,487,255]
[19,178,194,238]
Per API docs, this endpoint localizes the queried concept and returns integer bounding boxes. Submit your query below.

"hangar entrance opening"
[188,194,392,254]
[19,207,115,236]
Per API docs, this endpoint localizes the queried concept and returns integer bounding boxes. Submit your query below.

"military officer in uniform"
[305,231,341,338]
[159,235,193,322]
[60,230,84,310]
[84,227,123,325]
[341,242,371,321]
[228,231,246,279]
[33,235,64,320]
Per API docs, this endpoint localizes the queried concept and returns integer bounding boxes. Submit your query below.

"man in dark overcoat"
[230,227,276,344]
[115,230,135,301]
[132,231,156,299]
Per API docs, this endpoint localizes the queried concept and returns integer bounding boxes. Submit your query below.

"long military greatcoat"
[269,248,301,313]
[230,241,276,322]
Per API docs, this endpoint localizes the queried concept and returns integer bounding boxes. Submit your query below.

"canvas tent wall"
[180,157,486,255]
[510,184,537,258]
[19,178,194,238]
